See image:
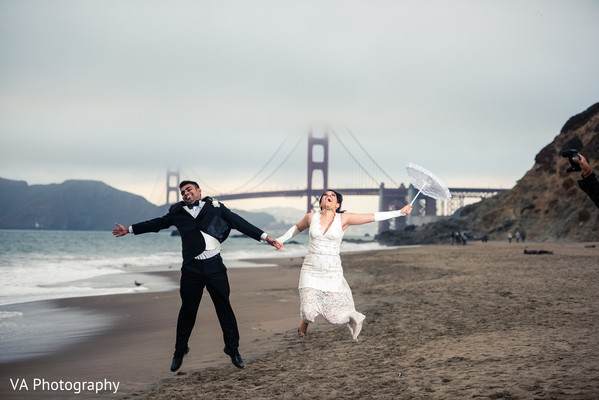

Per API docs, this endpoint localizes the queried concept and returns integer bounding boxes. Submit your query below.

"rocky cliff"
[0,178,279,231]
[378,102,599,244]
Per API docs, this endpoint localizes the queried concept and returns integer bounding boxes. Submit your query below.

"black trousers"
[175,254,239,355]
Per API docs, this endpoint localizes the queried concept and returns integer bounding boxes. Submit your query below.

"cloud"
[1,0,598,207]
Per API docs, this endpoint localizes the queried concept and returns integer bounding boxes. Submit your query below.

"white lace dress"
[299,213,365,340]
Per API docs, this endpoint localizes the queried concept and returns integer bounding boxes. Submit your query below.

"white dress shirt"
[184,200,222,260]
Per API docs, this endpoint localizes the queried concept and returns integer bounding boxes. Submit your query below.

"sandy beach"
[2,241,598,399]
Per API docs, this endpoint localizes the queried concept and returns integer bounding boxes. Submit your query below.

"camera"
[561,149,581,173]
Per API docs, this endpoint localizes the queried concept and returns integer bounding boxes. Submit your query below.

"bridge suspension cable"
[329,128,379,186]
[178,126,402,199]
[181,167,222,194]
[243,134,304,193]
[177,133,304,196]
[148,171,165,205]
[343,126,400,187]
[228,132,297,193]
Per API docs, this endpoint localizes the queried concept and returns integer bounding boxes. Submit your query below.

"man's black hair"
[179,180,200,189]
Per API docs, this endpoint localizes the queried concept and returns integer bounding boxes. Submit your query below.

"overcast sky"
[1,0,598,212]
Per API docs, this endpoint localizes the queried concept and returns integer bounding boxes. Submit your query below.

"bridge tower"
[166,168,180,208]
[307,131,329,212]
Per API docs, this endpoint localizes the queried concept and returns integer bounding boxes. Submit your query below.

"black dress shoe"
[170,347,190,372]
[223,347,244,369]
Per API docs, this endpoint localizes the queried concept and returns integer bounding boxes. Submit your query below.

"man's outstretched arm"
[112,223,130,237]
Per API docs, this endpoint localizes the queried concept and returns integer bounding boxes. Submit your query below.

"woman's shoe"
[347,322,354,337]
[349,312,365,342]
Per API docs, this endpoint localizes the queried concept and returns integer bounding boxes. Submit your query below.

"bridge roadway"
[214,187,506,201]
[214,186,506,225]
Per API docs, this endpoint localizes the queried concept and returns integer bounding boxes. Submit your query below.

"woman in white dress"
[277,190,412,341]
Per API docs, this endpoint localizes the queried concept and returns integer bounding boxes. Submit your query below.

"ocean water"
[0,229,395,363]
[0,229,395,307]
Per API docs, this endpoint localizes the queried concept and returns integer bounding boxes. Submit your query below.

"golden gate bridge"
[162,129,505,232]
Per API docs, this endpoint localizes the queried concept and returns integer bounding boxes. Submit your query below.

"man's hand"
[265,236,283,250]
[574,153,593,178]
[112,223,129,237]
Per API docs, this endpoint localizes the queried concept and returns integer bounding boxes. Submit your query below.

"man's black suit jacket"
[132,197,264,265]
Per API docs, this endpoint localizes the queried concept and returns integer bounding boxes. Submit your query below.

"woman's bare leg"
[298,320,309,337]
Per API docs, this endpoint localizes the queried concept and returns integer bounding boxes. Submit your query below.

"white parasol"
[406,163,452,205]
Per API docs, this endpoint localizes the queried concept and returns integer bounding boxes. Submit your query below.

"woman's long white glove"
[276,225,301,244]
[374,209,407,222]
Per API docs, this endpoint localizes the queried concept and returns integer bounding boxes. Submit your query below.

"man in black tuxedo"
[113,180,282,372]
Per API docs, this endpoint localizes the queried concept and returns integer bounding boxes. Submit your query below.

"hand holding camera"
[561,149,593,177]
[562,149,599,208]
[560,149,582,172]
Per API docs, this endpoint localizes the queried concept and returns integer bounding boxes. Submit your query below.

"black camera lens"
[561,149,581,172]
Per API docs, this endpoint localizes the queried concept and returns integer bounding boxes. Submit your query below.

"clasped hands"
[266,236,283,251]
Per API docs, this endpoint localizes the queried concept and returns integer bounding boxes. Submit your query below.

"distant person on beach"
[455,231,462,245]
[507,232,512,243]
[461,232,468,245]
[113,180,282,372]
[571,152,599,208]
[276,190,412,341]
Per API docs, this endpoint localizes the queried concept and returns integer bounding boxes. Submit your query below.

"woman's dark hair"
[319,190,344,213]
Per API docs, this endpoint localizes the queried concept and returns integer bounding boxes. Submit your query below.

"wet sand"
[2,242,599,399]
[0,265,300,400]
